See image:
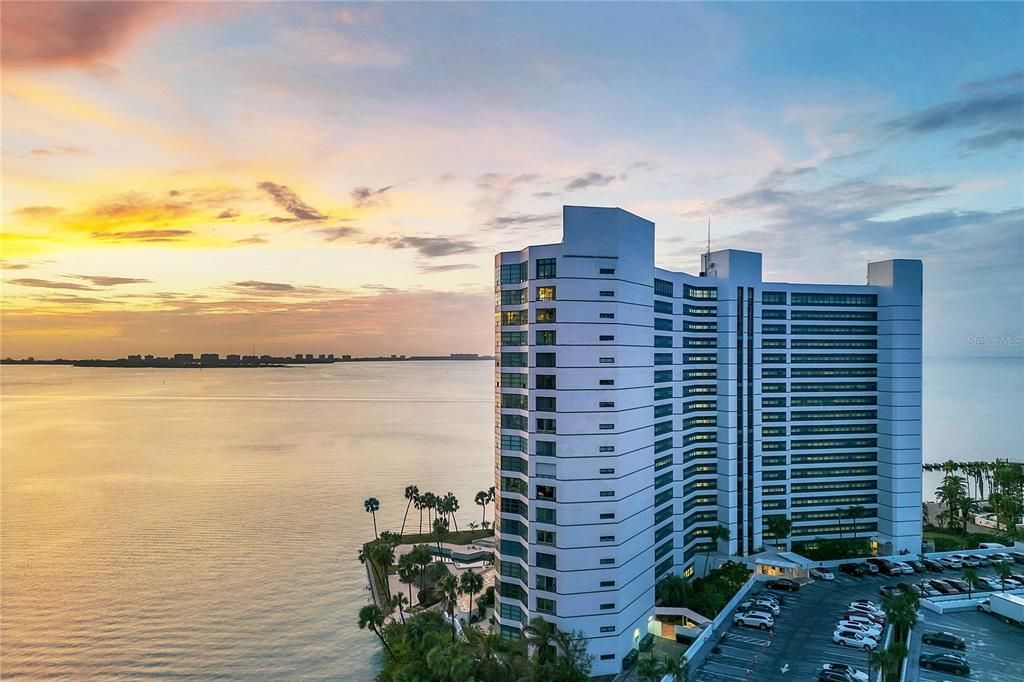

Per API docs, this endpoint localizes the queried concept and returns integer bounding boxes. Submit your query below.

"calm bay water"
[1,357,1020,679]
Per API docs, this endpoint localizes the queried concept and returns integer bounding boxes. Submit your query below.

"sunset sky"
[2,2,1022,358]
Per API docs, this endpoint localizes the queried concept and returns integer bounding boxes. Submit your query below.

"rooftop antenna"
[701,216,716,277]
[707,216,711,259]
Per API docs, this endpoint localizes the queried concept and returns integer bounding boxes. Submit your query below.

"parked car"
[811,567,836,581]
[837,620,882,639]
[919,653,970,676]
[977,598,993,614]
[943,578,970,593]
[1006,574,1024,586]
[739,599,780,616]
[767,577,800,592]
[758,591,783,604]
[734,611,774,630]
[840,563,868,577]
[867,558,898,575]
[833,629,877,650]
[849,599,883,615]
[897,582,922,596]
[843,611,884,627]
[922,630,967,650]
[928,579,957,595]
[1009,551,1024,564]
[822,663,869,682]
[968,554,992,567]
[977,576,1002,591]
[922,558,944,572]
[951,553,980,568]
[880,584,899,597]
[906,560,926,573]
[938,556,963,569]
[990,552,1014,564]
[894,562,915,575]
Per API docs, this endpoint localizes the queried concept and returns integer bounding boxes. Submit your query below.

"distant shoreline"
[1,356,495,369]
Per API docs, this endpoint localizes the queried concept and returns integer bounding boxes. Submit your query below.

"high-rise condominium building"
[493,206,922,676]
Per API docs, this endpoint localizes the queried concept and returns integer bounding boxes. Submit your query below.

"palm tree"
[368,540,395,602]
[400,485,419,538]
[936,475,968,533]
[881,591,918,642]
[414,493,426,534]
[765,515,792,549]
[391,593,408,624]
[433,517,449,558]
[487,486,496,525]
[637,655,665,682]
[444,492,461,532]
[364,497,380,539]
[397,553,418,603]
[357,604,394,658]
[996,560,1013,592]
[662,655,687,682]
[460,569,484,618]
[705,525,730,576]
[438,573,460,642]
[475,490,490,527]
[655,574,690,607]
[847,505,867,539]
[869,641,908,682]
[421,492,438,528]
[963,566,980,598]
[409,543,433,589]
[357,545,387,604]
[524,617,557,666]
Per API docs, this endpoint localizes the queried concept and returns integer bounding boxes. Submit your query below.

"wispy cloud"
[485,213,561,230]
[369,235,480,257]
[7,278,97,291]
[314,226,361,242]
[418,263,477,273]
[231,280,298,293]
[234,235,268,245]
[565,171,617,191]
[350,185,394,208]
[258,181,327,222]
[216,208,240,219]
[12,206,63,219]
[91,229,194,242]
[27,146,90,158]
[67,274,151,286]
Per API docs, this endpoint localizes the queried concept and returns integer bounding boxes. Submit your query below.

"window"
[600,535,615,542]
[599,468,615,474]
[500,352,527,367]
[600,512,615,520]
[654,386,673,400]
[684,284,718,300]
[600,654,615,661]
[654,421,672,435]
[600,625,615,632]
[599,312,615,319]
[790,293,877,307]
[763,308,787,319]
[599,379,614,386]
[537,286,556,301]
[535,574,557,592]
[654,370,673,383]
[599,423,614,430]
[654,300,673,314]
[536,308,556,323]
[762,291,787,305]
[599,490,615,498]
[536,597,556,615]
[654,279,674,297]
[762,324,787,335]
[501,310,528,325]
[500,434,527,452]
[499,288,526,305]
[600,558,615,565]
[536,374,556,390]
[501,393,528,409]
[536,353,556,367]
[654,353,672,365]
[536,529,556,546]
[599,335,615,341]
[536,441,556,456]
[683,304,716,317]
[599,445,614,452]
[599,290,614,297]
[600,268,615,275]
[599,401,614,408]
[536,330,556,345]
[536,485,555,500]
[655,335,673,348]
[501,331,527,346]
[791,325,877,336]
[655,317,673,331]
[599,357,615,364]
[536,258,557,279]
[537,553,556,569]
[500,414,527,430]
[600,603,615,610]
[500,373,527,388]
[498,262,527,284]
[536,418,556,433]
[536,396,556,412]
[654,404,673,418]
[536,507,556,523]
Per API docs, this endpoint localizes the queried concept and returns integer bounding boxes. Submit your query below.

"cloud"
[27,146,90,158]
[532,191,560,199]
[1,1,173,69]
[884,71,1024,152]
[90,229,193,242]
[369,235,480,257]
[485,213,561,230]
[231,280,297,292]
[234,235,268,245]
[7,278,96,291]
[1,261,32,271]
[314,226,361,242]
[12,206,63,219]
[565,171,617,191]
[257,181,327,221]
[216,209,240,219]
[350,185,394,208]
[67,274,151,286]
[419,263,477,273]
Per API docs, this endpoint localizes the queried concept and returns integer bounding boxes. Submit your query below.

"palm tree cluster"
[637,653,687,682]
[867,590,919,682]
[927,459,1024,536]
[366,610,592,682]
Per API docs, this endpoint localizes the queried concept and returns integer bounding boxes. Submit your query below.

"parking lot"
[689,557,1024,682]
[908,607,1024,682]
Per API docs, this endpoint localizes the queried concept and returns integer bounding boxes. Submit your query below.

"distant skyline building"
[493,206,923,675]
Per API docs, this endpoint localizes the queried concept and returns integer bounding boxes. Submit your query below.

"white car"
[849,600,883,615]
[739,599,780,616]
[833,629,878,650]
[977,576,1002,591]
[843,612,884,628]
[822,663,870,682]
[838,620,882,639]
[951,553,980,568]
[734,612,774,630]
[895,562,915,575]
[938,556,962,569]
[811,568,836,581]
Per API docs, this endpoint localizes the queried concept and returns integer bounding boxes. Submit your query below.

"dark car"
[767,578,800,592]
[1010,552,1024,564]
[897,582,921,596]
[880,584,900,597]
[928,579,957,595]
[944,578,970,593]
[868,558,901,576]
[906,560,926,573]
[922,558,944,572]
[922,631,967,650]
[840,563,867,577]
[919,653,970,676]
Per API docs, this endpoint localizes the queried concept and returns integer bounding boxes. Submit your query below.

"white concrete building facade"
[493,206,922,676]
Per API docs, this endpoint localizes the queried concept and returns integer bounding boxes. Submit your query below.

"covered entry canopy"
[748,548,814,579]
